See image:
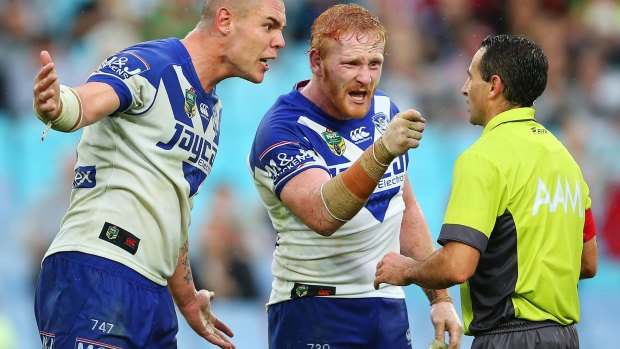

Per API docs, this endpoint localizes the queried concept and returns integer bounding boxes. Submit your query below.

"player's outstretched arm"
[33,50,120,135]
[168,240,235,349]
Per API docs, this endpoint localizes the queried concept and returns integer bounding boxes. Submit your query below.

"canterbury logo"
[350,127,370,142]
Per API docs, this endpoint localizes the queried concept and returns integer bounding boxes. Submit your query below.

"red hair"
[310,4,387,57]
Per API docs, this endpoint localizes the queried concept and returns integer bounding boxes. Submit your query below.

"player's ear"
[214,7,233,34]
[309,48,323,76]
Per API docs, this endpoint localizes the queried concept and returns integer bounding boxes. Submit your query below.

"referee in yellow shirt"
[374,34,598,348]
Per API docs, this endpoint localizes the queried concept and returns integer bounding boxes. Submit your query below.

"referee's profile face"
[462,48,490,127]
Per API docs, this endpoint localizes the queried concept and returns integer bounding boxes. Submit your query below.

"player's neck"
[299,80,325,112]
[181,29,227,93]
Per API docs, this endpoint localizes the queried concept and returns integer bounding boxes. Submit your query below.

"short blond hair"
[200,0,261,21]
[310,3,387,57]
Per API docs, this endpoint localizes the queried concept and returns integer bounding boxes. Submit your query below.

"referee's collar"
[483,107,536,134]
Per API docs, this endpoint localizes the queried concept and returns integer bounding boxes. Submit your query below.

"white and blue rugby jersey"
[249,81,410,306]
[45,38,222,285]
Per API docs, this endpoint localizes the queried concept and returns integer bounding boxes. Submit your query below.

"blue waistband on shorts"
[46,251,162,289]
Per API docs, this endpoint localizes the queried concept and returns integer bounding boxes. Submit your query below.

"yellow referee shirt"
[438,108,591,335]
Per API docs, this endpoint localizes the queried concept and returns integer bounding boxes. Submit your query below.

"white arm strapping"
[35,85,83,140]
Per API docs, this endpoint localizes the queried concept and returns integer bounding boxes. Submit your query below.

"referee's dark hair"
[479,35,549,108]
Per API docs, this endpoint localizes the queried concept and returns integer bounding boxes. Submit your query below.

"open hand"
[177,289,236,349]
[33,50,61,121]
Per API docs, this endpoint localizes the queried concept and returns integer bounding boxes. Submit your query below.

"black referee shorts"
[472,320,579,349]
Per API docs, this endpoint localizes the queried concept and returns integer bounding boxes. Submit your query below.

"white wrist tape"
[35,85,83,134]
[52,85,83,132]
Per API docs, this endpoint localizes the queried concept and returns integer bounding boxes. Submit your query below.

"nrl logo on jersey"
[184,88,197,118]
[294,284,308,298]
[105,225,119,240]
[372,112,389,134]
[322,129,346,156]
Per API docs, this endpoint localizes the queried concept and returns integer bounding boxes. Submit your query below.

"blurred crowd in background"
[1,0,619,348]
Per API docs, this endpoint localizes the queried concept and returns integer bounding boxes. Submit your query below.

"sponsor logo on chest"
[156,123,217,174]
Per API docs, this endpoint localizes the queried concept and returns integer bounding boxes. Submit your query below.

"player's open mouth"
[349,91,367,103]
[260,58,274,69]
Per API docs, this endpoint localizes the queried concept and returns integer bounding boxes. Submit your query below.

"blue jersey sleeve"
[87,50,155,113]
[86,39,184,114]
[251,118,328,198]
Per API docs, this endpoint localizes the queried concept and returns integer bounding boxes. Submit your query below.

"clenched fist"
[382,109,426,156]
